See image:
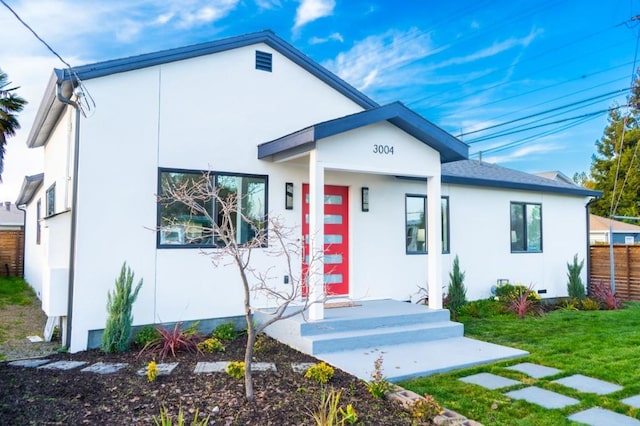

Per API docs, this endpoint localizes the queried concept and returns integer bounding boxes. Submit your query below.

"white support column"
[308,150,325,320]
[427,175,443,309]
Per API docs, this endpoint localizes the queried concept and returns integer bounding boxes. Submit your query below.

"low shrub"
[135,326,161,348]
[339,404,358,425]
[212,322,238,341]
[494,282,540,303]
[226,361,245,379]
[458,299,508,318]
[308,386,342,426]
[590,280,621,310]
[305,362,335,384]
[197,337,225,353]
[409,394,444,422]
[581,297,600,311]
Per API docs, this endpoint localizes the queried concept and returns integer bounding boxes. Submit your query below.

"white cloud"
[309,32,343,44]
[293,0,335,31]
[482,142,560,164]
[255,0,282,10]
[324,28,442,92]
[428,28,543,71]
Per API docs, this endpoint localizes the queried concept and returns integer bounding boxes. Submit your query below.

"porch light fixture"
[285,182,294,210]
[361,187,369,212]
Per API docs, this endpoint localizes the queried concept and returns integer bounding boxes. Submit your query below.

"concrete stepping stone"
[136,362,178,377]
[8,359,51,368]
[568,407,640,426]
[38,360,87,371]
[621,395,640,408]
[291,362,315,374]
[506,362,561,378]
[81,362,128,375]
[193,361,277,374]
[505,386,579,409]
[553,374,623,395]
[459,372,520,390]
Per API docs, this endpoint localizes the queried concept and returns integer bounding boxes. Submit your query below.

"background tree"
[161,173,323,402]
[589,73,640,219]
[0,69,27,180]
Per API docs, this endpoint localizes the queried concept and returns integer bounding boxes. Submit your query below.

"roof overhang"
[441,174,602,197]
[26,30,378,149]
[15,173,44,206]
[258,102,469,163]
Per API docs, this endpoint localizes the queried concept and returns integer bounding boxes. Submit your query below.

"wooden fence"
[590,245,640,301]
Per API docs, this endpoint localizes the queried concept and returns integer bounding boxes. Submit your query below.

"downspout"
[16,204,27,278]
[56,82,81,350]
[585,197,597,297]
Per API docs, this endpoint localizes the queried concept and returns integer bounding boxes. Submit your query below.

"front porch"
[257,299,528,382]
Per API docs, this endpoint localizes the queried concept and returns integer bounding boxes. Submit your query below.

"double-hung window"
[158,169,267,247]
[510,202,542,252]
[405,195,450,254]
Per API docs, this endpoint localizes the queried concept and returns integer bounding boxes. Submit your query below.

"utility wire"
[459,88,629,138]
[0,0,72,69]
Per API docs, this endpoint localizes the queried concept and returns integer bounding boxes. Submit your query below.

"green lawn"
[0,276,34,307]
[400,302,640,425]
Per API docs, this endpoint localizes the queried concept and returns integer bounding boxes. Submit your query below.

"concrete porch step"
[299,308,451,336]
[309,321,464,354]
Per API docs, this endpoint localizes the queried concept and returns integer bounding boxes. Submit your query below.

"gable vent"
[255,50,273,72]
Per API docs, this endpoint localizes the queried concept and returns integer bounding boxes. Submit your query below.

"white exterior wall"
[442,184,590,300]
[30,41,592,352]
[23,185,45,297]
[67,43,369,351]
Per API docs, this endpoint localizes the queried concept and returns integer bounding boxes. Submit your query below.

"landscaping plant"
[409,394,444,422]
[567,254,586,299]
[308,386,343,426]
[147,360,158,382]
[154,405,210,426]
[212,322,237,341]
[367,355,393,399]
[590,280,621,310]
[161,175,325,401]
[446,255,467,319]
[226,361,245,379]
[197,337,225,353]
[134,325,161,348]
[138,322,203,360]
[101,262,143,354]
[507,284,542,319]
[305,362,335,384]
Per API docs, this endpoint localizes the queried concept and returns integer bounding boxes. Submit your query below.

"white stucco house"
[16,30,600,353]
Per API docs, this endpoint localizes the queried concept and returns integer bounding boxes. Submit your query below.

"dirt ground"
[0,300,418,425]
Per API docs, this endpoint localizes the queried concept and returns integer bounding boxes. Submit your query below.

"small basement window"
[255,50,272,72]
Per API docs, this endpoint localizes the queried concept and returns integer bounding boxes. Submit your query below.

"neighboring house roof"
[258,101,468,163]
[590,214,640,233]
[440,160,601,197]
[15,173,44,206]
[0,203,24,227]
[26,30,378,149]
[535,171,576,185]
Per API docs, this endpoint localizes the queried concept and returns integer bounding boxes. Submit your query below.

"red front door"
[302,184,349,296]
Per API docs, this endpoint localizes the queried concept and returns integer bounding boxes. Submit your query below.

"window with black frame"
[158,169,267,247]
[510,202,542,253]
[405,195,450,254]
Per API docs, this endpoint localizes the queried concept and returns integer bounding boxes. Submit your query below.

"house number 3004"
[373,144,394,155]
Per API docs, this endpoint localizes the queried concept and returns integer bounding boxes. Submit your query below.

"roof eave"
[442,174,602,197]
[15,173,45,206]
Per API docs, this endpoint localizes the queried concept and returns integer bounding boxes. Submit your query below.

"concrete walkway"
[317,336,528,382]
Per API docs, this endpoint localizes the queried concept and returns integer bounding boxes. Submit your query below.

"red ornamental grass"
[139,322,203,360]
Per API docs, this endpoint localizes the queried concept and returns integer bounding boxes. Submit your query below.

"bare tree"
[159,172,323,401]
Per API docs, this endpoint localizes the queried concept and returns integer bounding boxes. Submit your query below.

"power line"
[0,0,72,69]
[458,88,629,138]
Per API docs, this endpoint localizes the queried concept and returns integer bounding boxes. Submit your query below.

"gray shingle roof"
[441,160,601,197]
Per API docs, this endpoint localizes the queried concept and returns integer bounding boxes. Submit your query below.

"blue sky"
[1,0,638,201]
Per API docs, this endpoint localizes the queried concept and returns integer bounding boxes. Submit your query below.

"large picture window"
[510,202,542,253]
[405,195,450,254]
[158,169,267,247]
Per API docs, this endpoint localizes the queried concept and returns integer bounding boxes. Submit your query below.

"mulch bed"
[0,334,415,425]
